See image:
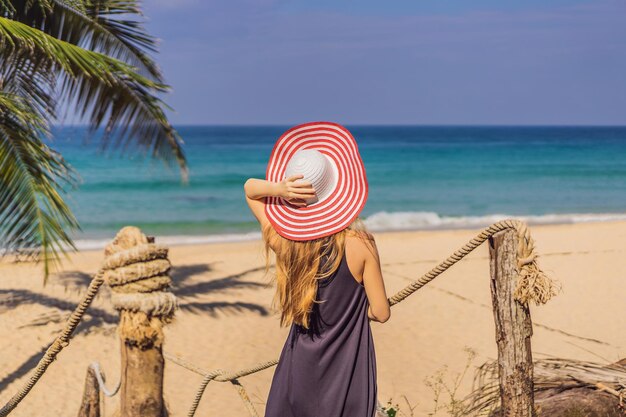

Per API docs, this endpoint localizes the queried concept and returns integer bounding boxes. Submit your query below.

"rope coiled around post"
[0,229,175,417]
[103,235,177,317]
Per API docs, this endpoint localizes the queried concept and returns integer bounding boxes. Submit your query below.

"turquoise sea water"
[51,126,626,247]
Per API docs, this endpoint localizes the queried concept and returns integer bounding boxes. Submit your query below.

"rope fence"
[164,353,279,417]
[161,219,557,416]
[0,219,557,417]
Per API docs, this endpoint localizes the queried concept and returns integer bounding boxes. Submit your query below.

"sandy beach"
[0,221,624,416]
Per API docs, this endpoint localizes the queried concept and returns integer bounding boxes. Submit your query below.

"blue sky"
[143,0,626,125]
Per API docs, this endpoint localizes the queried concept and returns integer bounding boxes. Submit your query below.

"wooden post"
[104,227,174,417]
[118,310,166,417]
[77,366,101,417]
[489,229,536,417]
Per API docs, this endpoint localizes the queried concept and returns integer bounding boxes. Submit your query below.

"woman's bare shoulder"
[345,230,380,283]
[345,230,378,260]
[345,228,375,242]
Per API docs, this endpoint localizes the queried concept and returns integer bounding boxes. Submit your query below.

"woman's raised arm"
[244,175,316,226]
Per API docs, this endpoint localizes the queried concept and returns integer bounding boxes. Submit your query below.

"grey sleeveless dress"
[264,253,377,417]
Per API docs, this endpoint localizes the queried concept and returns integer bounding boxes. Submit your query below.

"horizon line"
[53,123,626,128]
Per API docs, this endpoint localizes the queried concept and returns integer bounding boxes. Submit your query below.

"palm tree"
[0,0,187,278]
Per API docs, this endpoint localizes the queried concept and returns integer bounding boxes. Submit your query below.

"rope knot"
[509,220,559,305]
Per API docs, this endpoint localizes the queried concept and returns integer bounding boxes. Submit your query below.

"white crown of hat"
[284,149,338,205]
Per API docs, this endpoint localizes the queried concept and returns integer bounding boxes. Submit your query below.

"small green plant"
[378,396,418,417]
[381,400,399,417]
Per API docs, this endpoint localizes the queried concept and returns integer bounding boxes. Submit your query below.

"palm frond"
[1,53,57,120]
[0,16,187,178]
[0,4,187,279]
[463,358,626,415]
[84,0,163,79]
[0,0,16,14]
[0,92,79,281]
[8,0,163,79]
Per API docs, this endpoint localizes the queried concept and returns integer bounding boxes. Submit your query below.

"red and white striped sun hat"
[265,122,368,241]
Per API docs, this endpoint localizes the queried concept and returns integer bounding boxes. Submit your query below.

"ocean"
[51,126,626,249]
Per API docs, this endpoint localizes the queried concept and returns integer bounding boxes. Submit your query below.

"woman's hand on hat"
[277,174,316,207]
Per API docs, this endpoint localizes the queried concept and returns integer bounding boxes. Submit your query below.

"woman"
[244,122,390,417]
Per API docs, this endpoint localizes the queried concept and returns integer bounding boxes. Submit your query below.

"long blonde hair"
[263,219,369,328]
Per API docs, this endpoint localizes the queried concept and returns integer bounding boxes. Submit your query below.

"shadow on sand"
[0,345,48,393]
[172,264,270,316]
[0,264,271,393]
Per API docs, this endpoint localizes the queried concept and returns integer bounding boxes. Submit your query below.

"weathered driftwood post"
[77,366,100,417]
[103,227,177,417]
[489,229,535,417]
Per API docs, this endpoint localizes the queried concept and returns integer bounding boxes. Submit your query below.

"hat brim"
[265,122,368,241]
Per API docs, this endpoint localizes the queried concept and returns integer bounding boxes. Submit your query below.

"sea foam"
[73,211,626,250]
[363,211,626,231]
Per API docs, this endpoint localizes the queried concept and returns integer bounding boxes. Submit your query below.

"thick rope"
[231,380,259,417]
[167,219,558,417]
[164,353,278,417]
[89,362,121,397]
[103,240,177,316]
[388,219,556,306]
[165,353,279,382]
[0,272,106,417]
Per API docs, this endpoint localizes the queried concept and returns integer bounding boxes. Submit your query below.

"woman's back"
[244,122,389,417]
[264,235,377,417]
